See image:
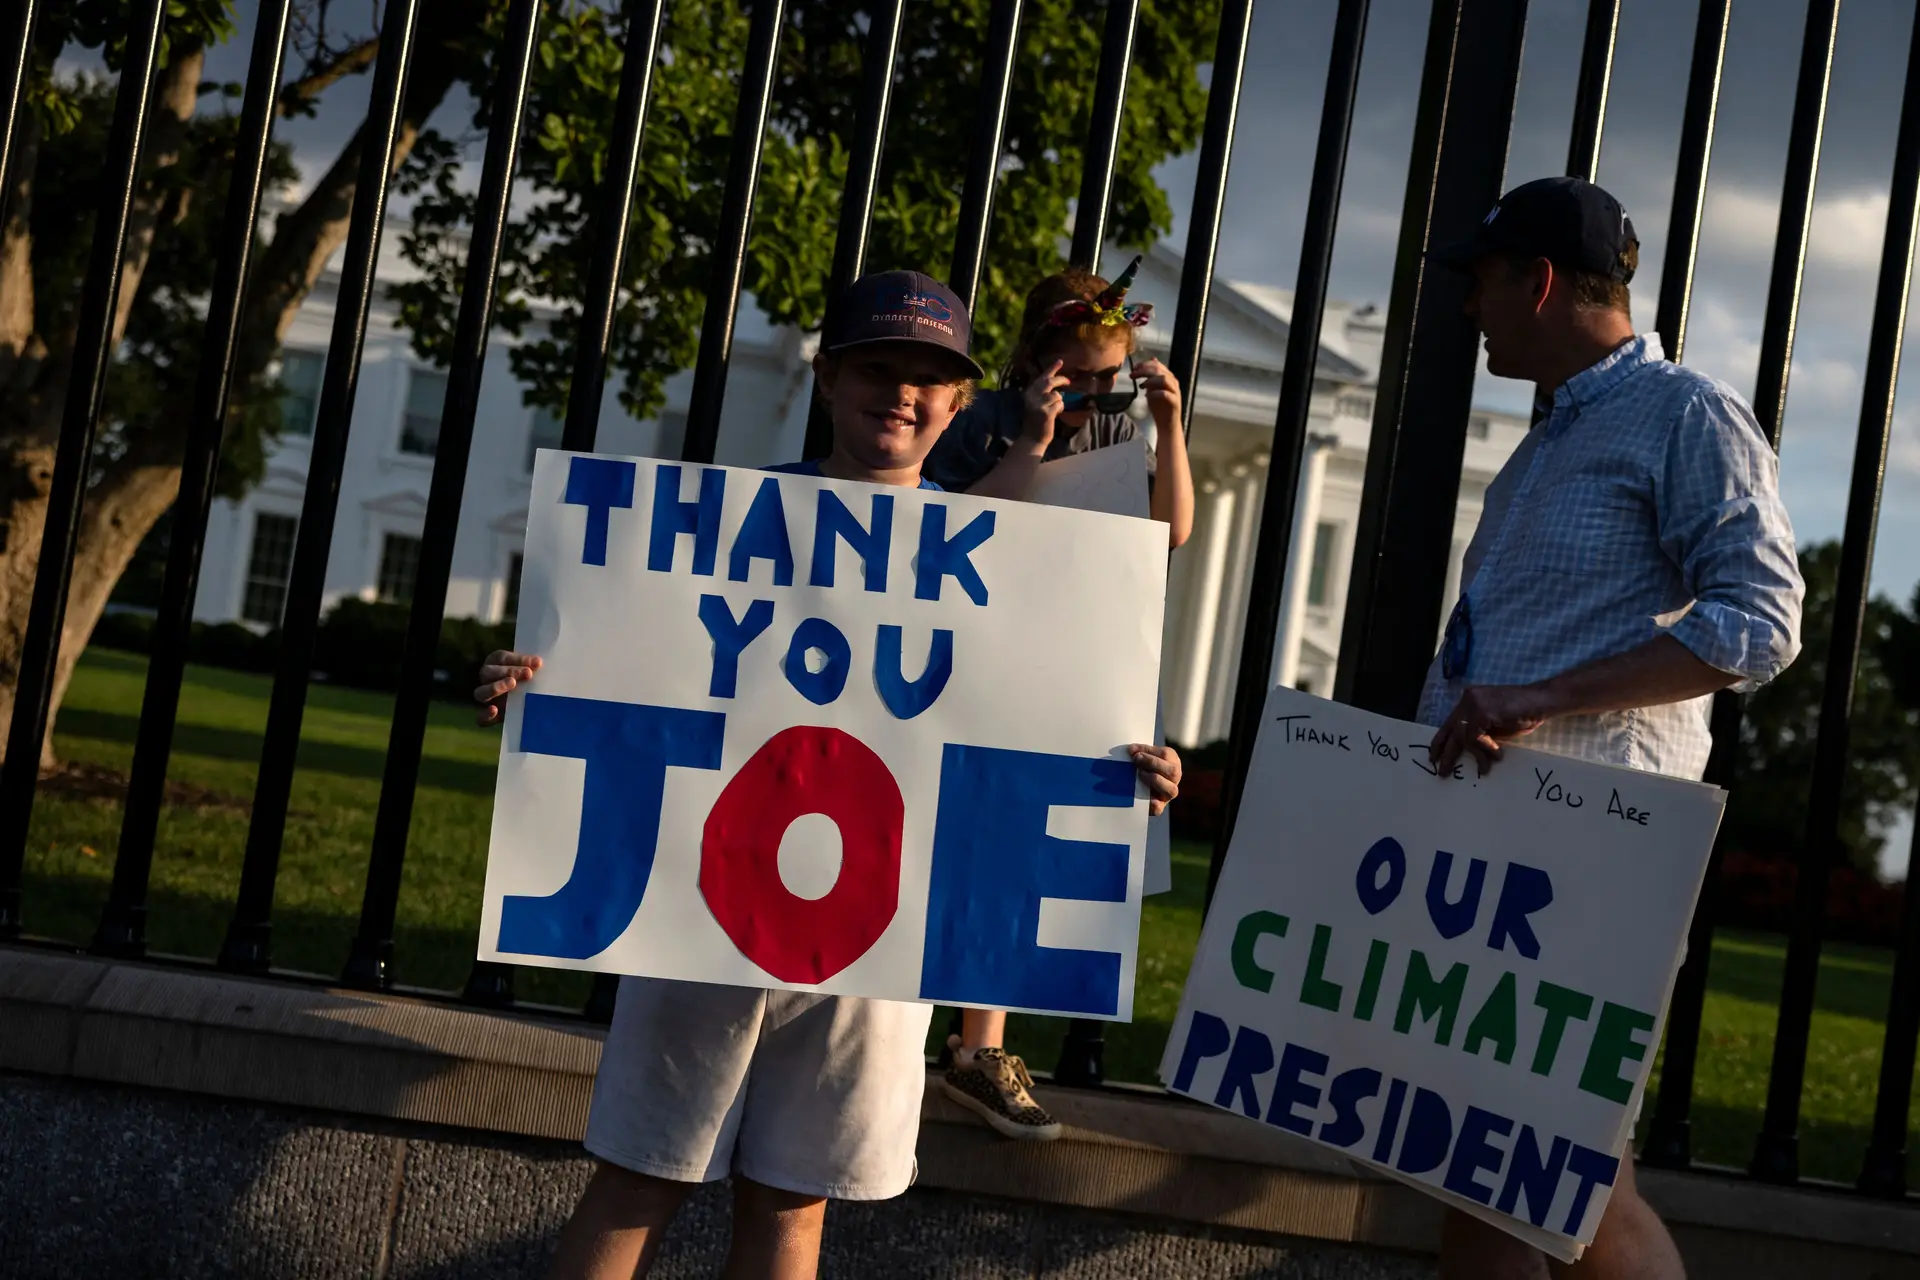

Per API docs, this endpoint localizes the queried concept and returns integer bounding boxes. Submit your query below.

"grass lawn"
[18,647,1920,1186]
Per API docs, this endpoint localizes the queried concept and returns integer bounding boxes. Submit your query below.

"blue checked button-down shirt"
[1416,335,1804,781]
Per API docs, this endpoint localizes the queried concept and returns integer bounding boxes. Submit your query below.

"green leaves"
[391,0,1216,420]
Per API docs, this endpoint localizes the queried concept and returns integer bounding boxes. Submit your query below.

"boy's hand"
[475,650,542,726]
[1130,743,1182,816]
[1021,359,1068,447]
[1135,358,1182,432]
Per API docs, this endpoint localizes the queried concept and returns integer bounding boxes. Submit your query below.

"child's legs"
[546,1161,691,1280]
[724,1177,828,1280]
[959,1007,1006,1053]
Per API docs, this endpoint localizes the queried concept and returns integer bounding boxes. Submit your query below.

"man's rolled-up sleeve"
[1656,388,1805,692]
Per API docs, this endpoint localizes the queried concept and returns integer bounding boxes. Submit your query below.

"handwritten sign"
[1161,687,1723,1261]
[479,451,1169,1019]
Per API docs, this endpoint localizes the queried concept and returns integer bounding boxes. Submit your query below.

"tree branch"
[0,110,39,405]
[278,37,381,118]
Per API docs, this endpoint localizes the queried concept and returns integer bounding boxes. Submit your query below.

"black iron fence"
[2,0,1918,1200]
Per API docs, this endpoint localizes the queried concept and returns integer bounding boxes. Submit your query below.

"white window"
[400,368,448,456]
[241,513,298,625]
[526,408,564,472]
[277,350,325,437]
[503,551,524,622]
[376,533,423,605]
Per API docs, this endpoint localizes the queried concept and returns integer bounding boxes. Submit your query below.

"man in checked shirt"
[1420,177,1805,1278]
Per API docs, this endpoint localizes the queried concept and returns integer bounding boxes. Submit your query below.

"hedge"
[89,600,515,702]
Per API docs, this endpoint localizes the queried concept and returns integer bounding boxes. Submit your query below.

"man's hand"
[1130,743,1182,816]
[1428,683,1556,778]
[1021,359,1068,446]
[475,650,542,726]
[1134,357,1182,433]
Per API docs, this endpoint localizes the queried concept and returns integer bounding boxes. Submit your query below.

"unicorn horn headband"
[1042,254,1154,330]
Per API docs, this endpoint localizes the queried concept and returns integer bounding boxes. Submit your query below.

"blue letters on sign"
[728,477,795,586]
[914,505,995,605]
[564,457,636,566]
[919,745,1134,1015]
[874,625,953,719]
[495,694,725,960]
[648,464,726,576]
[783,617,853,705]
[811,490,892,592]
[697,595,774,698]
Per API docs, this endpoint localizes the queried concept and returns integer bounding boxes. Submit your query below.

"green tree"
[1721,541,1920,870]
[0,0,1215,768]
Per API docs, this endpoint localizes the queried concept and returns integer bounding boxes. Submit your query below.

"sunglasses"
[1059,360,1140,414]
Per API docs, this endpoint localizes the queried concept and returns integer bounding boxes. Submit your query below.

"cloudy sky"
[199,0,1920,604]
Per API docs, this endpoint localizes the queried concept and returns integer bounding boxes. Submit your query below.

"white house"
[194,239,1527,746]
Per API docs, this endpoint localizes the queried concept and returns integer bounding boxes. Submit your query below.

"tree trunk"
[0,12,470,770]
[0,444,178,773]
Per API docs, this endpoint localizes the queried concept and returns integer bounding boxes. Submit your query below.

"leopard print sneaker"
[940,1038,1063,1142]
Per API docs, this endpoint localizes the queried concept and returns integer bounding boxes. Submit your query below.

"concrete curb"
[6,946,1919,1273]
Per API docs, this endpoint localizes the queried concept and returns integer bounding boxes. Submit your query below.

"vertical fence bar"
[1204,0,1370,907]
[558,0,668,455]
[92,0,297,957]
[1651,0,1727,365]
[1163,0,1253,438]
[0,0,168,938]
[1050,0,1144,1091]
[1862,810,1920,1194]
[677,0,788,466]
[1747,0,1841,1187]
[1637,0,1730,1171]
[216,0,424,973]
[1066,0,1139,274]
[343,0,544,995]
[801,0,907,462]
[1333,0,1529,718]
[546,0,668,1026]
[1851,15,1920,1200]
[948,0,1025,314]
[0,0,38,210]
[1564,0,1618,182]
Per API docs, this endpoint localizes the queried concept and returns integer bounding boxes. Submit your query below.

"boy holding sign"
[476,271,1181,1280]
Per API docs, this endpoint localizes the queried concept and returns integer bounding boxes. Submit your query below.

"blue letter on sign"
[648,464,726,576]
[728,477,795,587]
[914,505,994,605]
[920,745,1133,1014]
[811,489,892,592]
[495,694,725,960]
[564,457,636,566]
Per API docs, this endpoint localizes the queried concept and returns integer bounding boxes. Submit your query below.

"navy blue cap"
[1431,177,1639,283]
[820,270,986,380]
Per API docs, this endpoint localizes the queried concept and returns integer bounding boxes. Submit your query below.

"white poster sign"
[1161,687,1723,1261]
[480,451,1168,1020]
[1027,437,1171,894]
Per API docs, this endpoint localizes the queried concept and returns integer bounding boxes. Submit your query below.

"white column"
[1168,479,1235,746]
[1202,459,1266,743]
[1274,433,1339,691]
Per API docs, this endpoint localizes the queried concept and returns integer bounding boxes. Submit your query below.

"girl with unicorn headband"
[922,256,1196,1144]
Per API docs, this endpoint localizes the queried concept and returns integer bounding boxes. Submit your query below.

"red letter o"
[700,726,904,983]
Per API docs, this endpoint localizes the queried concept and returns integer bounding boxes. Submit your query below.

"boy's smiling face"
[814,341,970,475]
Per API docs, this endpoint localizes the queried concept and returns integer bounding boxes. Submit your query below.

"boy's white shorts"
[583,975,934,1201]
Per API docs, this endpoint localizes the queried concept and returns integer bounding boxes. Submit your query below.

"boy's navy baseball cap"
[1430,176,1639,283]
[821,270,986,380]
